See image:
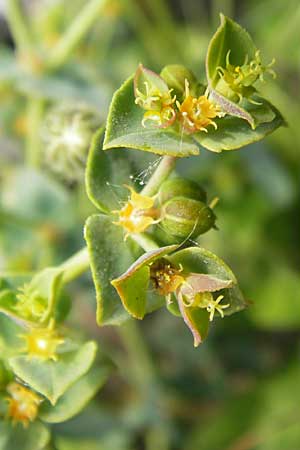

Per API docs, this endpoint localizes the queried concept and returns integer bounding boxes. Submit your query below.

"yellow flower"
[21,320,64,361]
[178,80,224,133]
[113,186,160,239]
[6,382,42,427]
[150,262,231,322]
[185,291,230,321]
[217,50,276,103]
[150,261,184,301]
[134,64,177,128]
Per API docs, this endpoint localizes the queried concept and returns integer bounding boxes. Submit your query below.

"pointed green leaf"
[206,14,256,87]
[206,15,258,126]
[103,76,200,157]
[111,245,177,319]
[40,363,111,423]
[9,341,97,405]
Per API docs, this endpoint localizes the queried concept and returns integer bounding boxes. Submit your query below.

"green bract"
[103,16,283,155]
[111,246,246,346]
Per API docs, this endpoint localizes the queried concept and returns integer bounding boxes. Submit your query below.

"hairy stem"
[141,155,176,197]
[59,247,90,284]
[47,0,107,70]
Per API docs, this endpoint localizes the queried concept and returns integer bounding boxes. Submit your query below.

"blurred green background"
[0,0,299,449]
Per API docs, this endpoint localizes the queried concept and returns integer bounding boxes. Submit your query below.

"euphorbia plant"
[0,13,284,448]
[85,14,284,342]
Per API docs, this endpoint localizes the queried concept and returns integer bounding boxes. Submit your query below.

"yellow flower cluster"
[6,382,42,427]
[113,186,160,239]
[20,319,64,361]
[217,50,276,102]
[150,261,230,322]
[134,65,223,134]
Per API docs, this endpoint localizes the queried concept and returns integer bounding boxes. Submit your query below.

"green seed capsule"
[158,178,207,205]
[161,197,216,239]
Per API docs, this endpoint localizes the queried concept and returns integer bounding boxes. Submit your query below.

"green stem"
[47,0,108,70]
[25,97,45,167]
[131,233,160,252]
[6,0,35,52]
[141,155,176,197]
[59,247,90,284]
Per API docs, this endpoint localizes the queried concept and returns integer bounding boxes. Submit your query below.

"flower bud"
[158,178,207,205]
[161,197,215,239]
[42,103,101,182]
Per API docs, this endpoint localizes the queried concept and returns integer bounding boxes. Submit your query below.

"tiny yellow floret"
[150,262,184,302]
[135,78,176,128]
[6,382,42,427]
[178,80,224,133]
[113,186,160,238]
[190,292,230,321]
[21,320,64,361]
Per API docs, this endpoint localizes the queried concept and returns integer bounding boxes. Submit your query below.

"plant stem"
[6,0,35,52]
[25,97,45,167]
[47,0,107,70]
[131,233,160,252]
[59,247,90,284]
[141,155,176,197]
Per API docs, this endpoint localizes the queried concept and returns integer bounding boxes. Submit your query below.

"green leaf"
[86,128,134,213]
[0,315,23,358]
[193,100,284,153]
[206,14,256,88]
[0,421,50,450]
[103,76,200,157]
[40,363,111,423]
[84,214,133,325]
[111,245,177,319]
[9,341,97,405]
[168,247,246,315]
